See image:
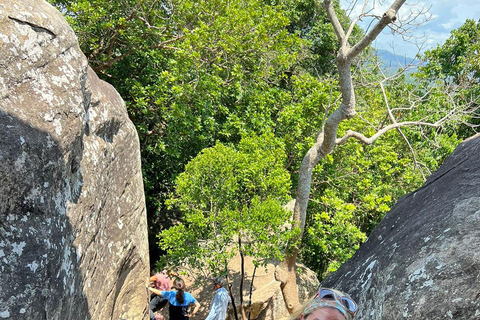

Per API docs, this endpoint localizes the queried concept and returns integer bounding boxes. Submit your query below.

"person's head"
[292,287,357,320]
[212,276,225,290]
[172,278,185,291]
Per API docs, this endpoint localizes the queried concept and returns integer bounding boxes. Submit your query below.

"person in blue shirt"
[148,277,200,320]
[205,277,231,320]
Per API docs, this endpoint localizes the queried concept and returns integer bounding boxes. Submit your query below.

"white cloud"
[441,21,454,30]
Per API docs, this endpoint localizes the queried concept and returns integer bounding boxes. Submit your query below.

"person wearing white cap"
[204,277,231,320]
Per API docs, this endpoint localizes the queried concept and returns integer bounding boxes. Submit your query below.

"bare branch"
[379,81,426,179]
[349,0,407,59]
[335,121,440,146]
[345,1,373,43]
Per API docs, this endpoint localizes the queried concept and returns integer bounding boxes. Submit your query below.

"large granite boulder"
[322,134,480,319]
[0,0,149,319]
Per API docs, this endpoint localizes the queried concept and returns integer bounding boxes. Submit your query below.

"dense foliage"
[49,0,476,281]
[419,19,480,88]
[417,19,480,138]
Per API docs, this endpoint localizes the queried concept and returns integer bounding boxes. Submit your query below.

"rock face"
[322,134,480,319]
[0,1,149,319]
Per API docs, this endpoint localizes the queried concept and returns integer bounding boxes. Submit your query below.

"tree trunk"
[247,266,257,320]
[239,237,247,320]
[227,280,240,320]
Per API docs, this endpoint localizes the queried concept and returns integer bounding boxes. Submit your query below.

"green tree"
[419,19,480,87]
[417,19,480,138]
[159,133,299,320]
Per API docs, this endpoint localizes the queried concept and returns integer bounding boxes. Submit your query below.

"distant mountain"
[376,49,418,68]
[375,49,423,77]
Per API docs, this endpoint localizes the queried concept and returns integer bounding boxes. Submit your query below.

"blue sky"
[339,0,480,58]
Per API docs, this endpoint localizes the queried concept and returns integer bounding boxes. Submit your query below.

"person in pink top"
[149,270,173,320]
[151,270,172,291]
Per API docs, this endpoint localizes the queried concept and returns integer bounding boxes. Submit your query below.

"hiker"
[204,277,231,320]
[150,269,172,291]
[290,287,358,320]
[148,277,200,320]
[149,270,172,320]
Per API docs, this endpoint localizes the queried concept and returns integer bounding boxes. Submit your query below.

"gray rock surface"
[322,134,480,319]
[0,0,149,319]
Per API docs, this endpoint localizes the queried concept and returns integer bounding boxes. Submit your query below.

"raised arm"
[147,287,163,296]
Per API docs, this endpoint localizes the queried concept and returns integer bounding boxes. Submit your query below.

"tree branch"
[349,0,407,59]
[344,1,372,43]
[335,121,440,145]
[323,0,346,45]
[379,81,425,179]
[92,35,184,73]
